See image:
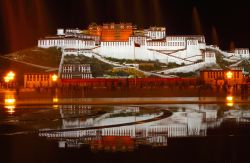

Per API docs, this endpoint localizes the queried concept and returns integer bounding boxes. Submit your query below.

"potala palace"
[37,23,250,75]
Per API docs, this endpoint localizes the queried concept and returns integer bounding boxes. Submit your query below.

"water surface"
[1,97,250,163]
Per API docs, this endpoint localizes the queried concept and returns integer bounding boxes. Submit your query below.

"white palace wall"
[38,32,208,65]
[95,45,194,65]
[186,40,201,58]
[93,38,203,65]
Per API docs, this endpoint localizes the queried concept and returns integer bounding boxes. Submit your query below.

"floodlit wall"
[95,46,194,64]
[186,40,201,58]
[38,39,95,49]
[158,62,215,74]
[234,48,250,59]
[204,51,216,63]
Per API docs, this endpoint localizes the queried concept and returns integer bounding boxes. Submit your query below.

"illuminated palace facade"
[38,23,249,65]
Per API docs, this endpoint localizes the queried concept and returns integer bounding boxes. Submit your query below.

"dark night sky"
[0,0,249,54]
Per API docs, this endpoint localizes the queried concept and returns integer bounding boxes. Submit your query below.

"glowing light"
[192,6,203,35]
[4,71,15,83]
[5,105,15,114]
[227,102,234,107]
[5,98,16,104]
[8,71,15,80]
[212,26,219,46]
[4,98,16,115]
[226,96,233,101]
[53,105,59,109]
[52,97,59,109]
[226,71,233,79]
[226,95,234,107]
[52,74,58,82]
[4,76,10,82]
[53,98,58,103]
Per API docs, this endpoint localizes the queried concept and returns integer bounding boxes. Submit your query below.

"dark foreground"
[1,133,250,163]
[1,102,250,163]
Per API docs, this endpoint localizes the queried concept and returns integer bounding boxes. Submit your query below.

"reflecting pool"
[1,100,250,162]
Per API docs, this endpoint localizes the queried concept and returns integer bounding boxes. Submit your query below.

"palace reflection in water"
[38,104,250,152]
[3,91,16,115]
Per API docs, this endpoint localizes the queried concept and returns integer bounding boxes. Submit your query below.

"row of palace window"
[78,35,99,41]
[61,74,92,79]
[102,42,132,46]
[147,31,165,37]
[205,53,215,58]
[26,75,50,82]
[62,66,91,73]
[147,41,186,47]
[65,29,81,33]
[187,37,204,43]
[61,105,91,110]
[187,40,198,45]
[167,36,204,42]
[235,49,249,54]
[78,41,95,46]
[130,37,146,42]
[102,26,132,30]
[207,72,240,79]
[62,69,91,73]
[167,37,186,41]
[39,40,63,46]
[39,39,95,46]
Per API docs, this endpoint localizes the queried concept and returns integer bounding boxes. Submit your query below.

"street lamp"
[4,71,15,82]
[226,71,233,79]
[4,71,15,88]
[4,77,10,83]
[53,97,59,103]
[52,74,58,82]
[51,74,58,89]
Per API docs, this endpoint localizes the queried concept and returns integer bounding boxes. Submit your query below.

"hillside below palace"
[38,23,249,65]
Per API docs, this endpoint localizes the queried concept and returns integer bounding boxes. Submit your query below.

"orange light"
[5,105,15,114]
[226,95,234,107]
[5,98,16,104]
[8,71,15,80]
[4,98,16,115]
[226,96,233,101]
[53,97,58,103]
[226,71,233,79]
[4,71,15,83]
[52,74,58,82]
[227,102,234,107]
[53,105,59,109]
[4,76,10,82]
